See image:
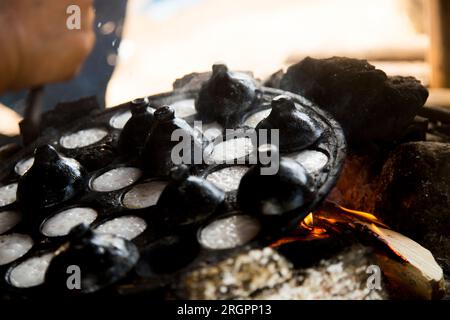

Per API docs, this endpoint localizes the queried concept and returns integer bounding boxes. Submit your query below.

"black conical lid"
[256,95,323,152]
[17,145,87,211]
[142,106,207,177]
[156,165,225,228]
[118,98,154,156]
[45,223,139,294]
[195,63,258,127]
[237,145,315,216]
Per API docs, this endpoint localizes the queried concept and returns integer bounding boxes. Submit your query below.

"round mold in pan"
[120,178,169,210]
[89,166,143,193]
[1,246,59,299]
[0,182,19,210]
[0,86,346,297]
[39,206,99,238]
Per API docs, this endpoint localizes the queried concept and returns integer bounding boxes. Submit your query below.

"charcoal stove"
[0,65,346,299]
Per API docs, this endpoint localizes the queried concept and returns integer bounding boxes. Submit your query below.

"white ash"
[209,137,254,164]
[199,215,260,250]
[95,215,147,240]
[91,167,143,192]
[181,245,387,300]
[8,252,54,288]
[206,166,249,192]
[15,157,35,176]
[171,99,196,118]
[0,183,18,207]
[41,207,98,237]
[244,109,271,128]
[60,128,108,149]
[181,247,293,299]
[286,150,328,173]
[252,246,387,300]
[0,233,33,266]
[0,211,22,235]
[122,181,168,209]
[109,110,132,129]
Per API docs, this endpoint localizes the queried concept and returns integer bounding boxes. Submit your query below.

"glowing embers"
[41,207,98,237]
[95,216,147,240]
[171,99,196,118]
[15,157,34,176]
[0,183,18,207]
[206,166,249,192]
[286,150,329,174]
[244,108,271,128]
[109,110,132,129]
[209,137,254,164]
[0,233,33,266]
[0,211,22,235]
[122,180,168,209]
[91,167,142,192]
[7,252,54,288]
[60,128,108,149]
[199,214,260,250]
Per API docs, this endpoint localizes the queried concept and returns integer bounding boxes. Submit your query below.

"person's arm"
[0,0,95,93]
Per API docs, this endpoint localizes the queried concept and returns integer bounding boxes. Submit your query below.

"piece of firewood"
[361,223,445,300]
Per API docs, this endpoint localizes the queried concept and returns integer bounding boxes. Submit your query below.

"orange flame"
[271,202,389,248]
[336,205,388,227]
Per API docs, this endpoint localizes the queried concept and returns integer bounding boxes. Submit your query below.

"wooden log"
[361,223,445,300]
[429,0,450,88]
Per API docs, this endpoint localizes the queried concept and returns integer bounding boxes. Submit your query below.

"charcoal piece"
[173,70,255,92]
[263,69,284,89]
[255,95,323,152]
[280,57,428,146]
[156,165,225,228]
[45,224,139,294]
[142,106,206,177]
[16,145,87,212]
[173,72,212,92]
[118,99,154,156]
[399,116,429,143]
[40,96,101,132]
[195,64,258,127]
[71,144,116,172]
[375,142,450,271]
[237,145,314,217]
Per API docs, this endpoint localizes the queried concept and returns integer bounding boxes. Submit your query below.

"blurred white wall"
[106,0,427,106]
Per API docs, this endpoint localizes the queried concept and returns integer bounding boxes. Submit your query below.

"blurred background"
[3,0,450,136]
[106,0,429,106]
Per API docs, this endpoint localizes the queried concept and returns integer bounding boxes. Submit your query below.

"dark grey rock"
[375,142,450,271]
[280,57,428,146]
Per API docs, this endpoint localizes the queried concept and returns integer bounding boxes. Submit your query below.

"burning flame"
[335,205,388,228]
[301,212,314,228]
[271,202,388,248]
[299,212,327,235]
